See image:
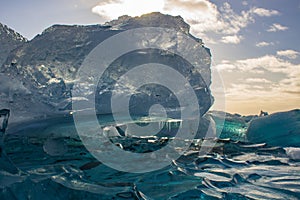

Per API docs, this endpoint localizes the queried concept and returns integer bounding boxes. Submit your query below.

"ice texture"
[0,23,26,67]
[285,147,300,160]
[0,13,212,123]
[1,116,300,199]
[247,109,300,147]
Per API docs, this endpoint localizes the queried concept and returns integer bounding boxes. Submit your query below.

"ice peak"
[0,22,27,42]
[104,12,190,33]
[0,22,27,67]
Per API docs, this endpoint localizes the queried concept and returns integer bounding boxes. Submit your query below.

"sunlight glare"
[92,0,165,20]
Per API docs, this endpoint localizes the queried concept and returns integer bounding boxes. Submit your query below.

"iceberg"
[247,109,300,147]
[1,13,213,123]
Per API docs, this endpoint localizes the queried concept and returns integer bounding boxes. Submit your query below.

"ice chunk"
[103,126,121,137]
[43,138,68,156]
[0,171,26,188]
[285,147,300,160]
[0,109,10,132]
[0,109,19,174]
[247,109,300,147]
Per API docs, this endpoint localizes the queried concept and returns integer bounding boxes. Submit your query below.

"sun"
[92,0,165,20]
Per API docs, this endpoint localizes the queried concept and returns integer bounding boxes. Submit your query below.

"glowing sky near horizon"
[0,0,299,115]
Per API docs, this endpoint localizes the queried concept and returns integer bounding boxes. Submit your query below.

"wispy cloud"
[267,23,288,32]
[236,55,296,73]
[277,50,299,59]
[242,1,248,6]
[225,83,276,101]
[245,78,271,83]
[214,62,236,72]
[217,56,285,74]
[216,53,300,104]
[251,8,280,17]
[221,35,243,44]
[256,41,273,47]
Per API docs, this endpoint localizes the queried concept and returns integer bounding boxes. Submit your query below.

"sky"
[0,0,299,115]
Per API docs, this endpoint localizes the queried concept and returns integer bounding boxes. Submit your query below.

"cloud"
[164,0,210,12]
[267,23,288,32]
[91,0,281,44]
[251,8,280,17]
[225,83,276,100]
[217,3,252,35]
[236,55,295,73]
[92,0,165,20]
[221,35,243,44]
[279,75,300,95]
[245,78,271,83]
[214,63,236,72]
[215,54,298,73]
[242,1,248,6]
[216,54,300,107]
[277,50,299,59]
[256,41,273,47]
[224,72,300,115]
